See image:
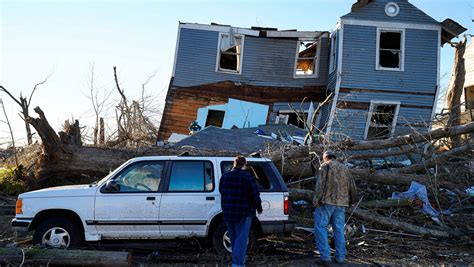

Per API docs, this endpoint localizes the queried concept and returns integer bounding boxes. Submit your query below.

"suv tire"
[212,221,257,255]
[33,217,82,248]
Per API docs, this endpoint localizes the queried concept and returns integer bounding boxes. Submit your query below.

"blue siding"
[318,103,332,131]
[330,108,368,140]
[342,0,439,25]
[395,107,431,135]
[341,25,438,94]
[338,92,434,107]
[173,28,329,88]
[330,106,431,140]
[273,102,312,112]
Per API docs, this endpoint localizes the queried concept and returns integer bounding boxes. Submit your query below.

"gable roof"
[342,0,439,26]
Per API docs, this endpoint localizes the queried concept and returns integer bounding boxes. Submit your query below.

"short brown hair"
[233,155,246,168]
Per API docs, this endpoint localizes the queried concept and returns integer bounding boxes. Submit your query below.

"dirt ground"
[1,194,473,266]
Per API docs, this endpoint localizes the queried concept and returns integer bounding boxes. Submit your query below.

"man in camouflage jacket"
[313,151,357,264]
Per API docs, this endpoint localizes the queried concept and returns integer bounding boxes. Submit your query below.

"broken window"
[205,110,225,128]
[217,33,243,73]
[377,29,404,70]
[365,102,399,140]
[276,111,308,129]
[295,40,318,77]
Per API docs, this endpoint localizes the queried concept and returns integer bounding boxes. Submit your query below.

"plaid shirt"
[219,168,263,222]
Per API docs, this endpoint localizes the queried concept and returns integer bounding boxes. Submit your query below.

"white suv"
[12,156,294,253]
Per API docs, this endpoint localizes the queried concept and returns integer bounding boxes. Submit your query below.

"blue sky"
[0,0,473,146]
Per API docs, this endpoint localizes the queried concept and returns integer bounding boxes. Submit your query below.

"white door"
[93,161,165,238]
[159,160,219,237]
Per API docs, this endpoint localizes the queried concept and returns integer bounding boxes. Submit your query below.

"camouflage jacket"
[314,160,358,207]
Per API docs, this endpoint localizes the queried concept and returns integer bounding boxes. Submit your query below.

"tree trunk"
[446,37,467,147]
[99,117,105,145]
[21,99,33,146]
[0,247,131,266]
[26,107,67,157]
[350,208,452,239]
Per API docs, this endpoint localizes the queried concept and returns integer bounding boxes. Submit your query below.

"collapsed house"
[158,0,466,143]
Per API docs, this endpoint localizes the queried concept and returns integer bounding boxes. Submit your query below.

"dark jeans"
[225,216,252,267]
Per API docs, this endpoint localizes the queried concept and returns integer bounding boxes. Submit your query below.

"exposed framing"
[293,37,321,79]
[363,100,401,140]
[215,32,245,75]
[376,28,405,71]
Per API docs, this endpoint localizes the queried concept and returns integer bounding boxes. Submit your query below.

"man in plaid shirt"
[219,156,262,267]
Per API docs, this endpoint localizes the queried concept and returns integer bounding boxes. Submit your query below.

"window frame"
[100,160,166,194]
[364,100,401,140]
[215,32,244,75]
[219,161,283,192]
[164,160,215,193]
[293,38,321,79]
[376,28,405,72]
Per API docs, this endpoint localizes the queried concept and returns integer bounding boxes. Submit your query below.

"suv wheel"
[33,217,82,248]
[212,221,257,255]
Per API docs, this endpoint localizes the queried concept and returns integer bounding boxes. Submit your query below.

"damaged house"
[158,0,466,142]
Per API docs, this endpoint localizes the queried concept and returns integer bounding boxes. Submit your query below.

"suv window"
[168,161,214,192]
[220,162,273,191]
[109,161,164,192]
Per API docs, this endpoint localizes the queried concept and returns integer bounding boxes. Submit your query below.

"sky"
[0,0,473,147]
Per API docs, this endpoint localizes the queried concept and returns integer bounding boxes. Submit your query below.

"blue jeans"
[225,216,252,267]
[314,204,346,262]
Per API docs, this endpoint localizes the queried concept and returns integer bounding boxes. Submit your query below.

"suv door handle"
[206,196,215,201]
[147,197,156,201]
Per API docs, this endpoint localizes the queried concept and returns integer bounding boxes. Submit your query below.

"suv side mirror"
[105,180,120,192]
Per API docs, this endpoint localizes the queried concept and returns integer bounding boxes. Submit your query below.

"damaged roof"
[173,124,307,154]
[441,19,468,45]
[179,22,328,39]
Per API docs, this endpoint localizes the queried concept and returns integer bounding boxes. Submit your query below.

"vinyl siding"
[329,105,431,141]
[338,91,434,107]
[318,103,332,131]
[173,28,329,88]
[341,0,439,25]
[341,25,439,95]
[329,108,368,140]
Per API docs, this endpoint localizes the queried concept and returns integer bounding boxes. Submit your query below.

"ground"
[1,202,472,266]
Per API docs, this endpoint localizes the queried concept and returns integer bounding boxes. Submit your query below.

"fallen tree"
[288,188,466,240]
[0,247,131,266]
[11,106,471,189]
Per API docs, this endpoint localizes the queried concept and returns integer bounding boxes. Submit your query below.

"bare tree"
[85,64,114,146]
[109,66,160,147]
[0,99,19,166]
[0,77,50,145]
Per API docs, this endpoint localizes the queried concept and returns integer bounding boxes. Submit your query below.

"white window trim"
[329,31,337,74]
[363,101,401,140]
[293,37,321,79]
[215,33,244,75]
[376,28,405,72]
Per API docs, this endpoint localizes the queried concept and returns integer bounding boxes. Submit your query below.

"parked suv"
[12,156,294,253]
